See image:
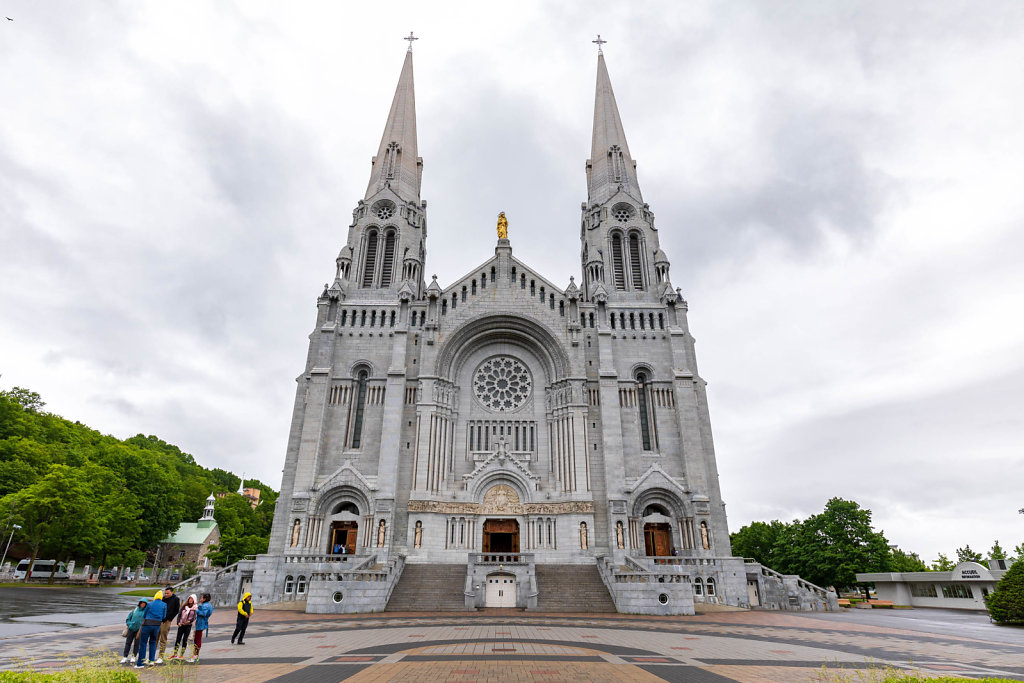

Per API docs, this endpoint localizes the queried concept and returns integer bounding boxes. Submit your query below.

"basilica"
[232,44,836,614]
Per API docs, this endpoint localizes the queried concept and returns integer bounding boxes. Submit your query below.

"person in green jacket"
[120,599,147,664]
[231,592,253,645]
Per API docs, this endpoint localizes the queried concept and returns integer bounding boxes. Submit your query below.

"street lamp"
[2,524,22,570]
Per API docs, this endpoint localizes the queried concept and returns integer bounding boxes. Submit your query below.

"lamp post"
[1,524,22,570]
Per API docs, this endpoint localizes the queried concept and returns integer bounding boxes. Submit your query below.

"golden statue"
[496,211,508,239]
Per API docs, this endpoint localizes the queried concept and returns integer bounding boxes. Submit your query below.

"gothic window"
[380,231,396,287]
[628,232,645,290]
[481,272,486,289]
[351,370,369,448]
[706,577,716,596]
[296,575,307,595]
[471,280,477,295]
[693,577,704,596]
[340,310,347,326]
[559,300,564,316]
[610,314,616,330]
[441,300,447,315]
[473,357,532,412]
[462,286,467,302]
[658,313,664,329]
[520,273,526,289]
[362,230,379,288]
[370,310,377,326]
[284,575,294,594]
[360,310,366,326]
[609,144,624,182]
[636,371,653,451]
[390,311,396,327]
[611,233,626,290]
[383,142,400,179]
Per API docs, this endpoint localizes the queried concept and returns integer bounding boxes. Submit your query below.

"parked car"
[99,569,117,581]
[120,571,135,581]
[169,572,181,581]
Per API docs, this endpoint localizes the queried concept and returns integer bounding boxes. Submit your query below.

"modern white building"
[857,560,1012,610]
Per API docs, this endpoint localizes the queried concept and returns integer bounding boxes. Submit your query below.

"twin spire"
[364,38,639,207]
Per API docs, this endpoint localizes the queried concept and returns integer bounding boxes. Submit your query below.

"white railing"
[469,552,534,565]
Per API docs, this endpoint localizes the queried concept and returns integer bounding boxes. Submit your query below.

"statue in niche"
[700,521,710,550]
[615,521,625,549]
[414,521,423,549]
[290,519,301,548]
[496,211,508,239]
[377,519,387,548]
[579,522,588,550]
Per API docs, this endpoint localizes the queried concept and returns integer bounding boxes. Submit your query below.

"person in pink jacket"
[170,594,198,659]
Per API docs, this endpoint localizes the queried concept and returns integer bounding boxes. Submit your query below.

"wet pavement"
[0,586,143,638]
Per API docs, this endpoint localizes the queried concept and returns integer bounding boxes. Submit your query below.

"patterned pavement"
[3,608,1024,682]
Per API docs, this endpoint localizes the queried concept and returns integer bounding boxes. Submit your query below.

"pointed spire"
[587,52,642,205]
[365,48,421,202]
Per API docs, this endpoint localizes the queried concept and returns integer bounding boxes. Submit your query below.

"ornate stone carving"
[407,495,595,516]
[482,484,522,514]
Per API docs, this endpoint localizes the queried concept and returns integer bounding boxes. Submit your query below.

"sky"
[2,1,1023,563]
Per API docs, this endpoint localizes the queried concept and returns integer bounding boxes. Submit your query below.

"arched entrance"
[485,572,517,607]
[643,522,672,557]
[329,521,358,555]
[482,519,520,553]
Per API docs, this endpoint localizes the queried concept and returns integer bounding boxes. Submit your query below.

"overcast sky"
[2,1,1022,562]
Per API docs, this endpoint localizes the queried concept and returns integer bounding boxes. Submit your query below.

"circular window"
[658,593,669,605]
[372,200,396,221]
[333,591,344,603]
[611,203,634,222]
[473,356,532,412]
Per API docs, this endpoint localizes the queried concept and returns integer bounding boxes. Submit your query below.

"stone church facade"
[239,47,836,615]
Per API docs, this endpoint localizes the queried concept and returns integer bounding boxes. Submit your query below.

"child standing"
[170,594,197,659]
[189,593,214,663]
[120,599,147,664]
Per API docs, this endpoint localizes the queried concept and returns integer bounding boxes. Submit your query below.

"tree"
[773,498,891,591]
[890,548,928,573]
[985,559,1024,624]
[989,540,1007,561]
[730,520,789,568]
[1015,542,1024,563]
[0,387,45,412]
[956,545,983,563]
[931,553,955,571]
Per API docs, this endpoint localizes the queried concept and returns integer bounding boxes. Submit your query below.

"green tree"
[890,548,928,572]
[1014,542,1024,563]
[989,540,1007,561]
[0,387,45,412]
[774,498,891,591]
[985,558,1024,624]
[931,553,955,571]
[956,545,983,563]
[730,520,789,568]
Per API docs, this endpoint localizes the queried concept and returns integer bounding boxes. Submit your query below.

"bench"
[837,598,851,607]
[868,599,893,608]
[85,577,100,586]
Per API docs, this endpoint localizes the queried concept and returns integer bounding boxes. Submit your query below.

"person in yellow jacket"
[231,592,253,645]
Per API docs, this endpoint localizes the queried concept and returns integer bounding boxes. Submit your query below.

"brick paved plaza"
[4,608,1023,682]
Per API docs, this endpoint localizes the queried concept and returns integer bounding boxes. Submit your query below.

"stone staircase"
[385,563,471,611]
[533,564,617,612]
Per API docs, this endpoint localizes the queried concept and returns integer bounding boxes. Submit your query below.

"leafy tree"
[931,553,955,571]
[890,548,928,572]
[956,545,983,563]
[772,498,891,591]
[989,540,1007,561]
[985,558,1024,624]
[1014,542,1024,563]
[0,387,45,412]
[731,520,789,567]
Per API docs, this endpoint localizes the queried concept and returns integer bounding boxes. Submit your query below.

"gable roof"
[160,521,218,546]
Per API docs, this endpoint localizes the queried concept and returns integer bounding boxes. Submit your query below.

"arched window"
[628,232,644,290]
[380,231,396,287]
[706,577,716,596]
[351,370,369,448]
[611,234,626,290]
[636,372,653,451]
[296,575,307,595]
[362,230,379,288]
[693,577,704,596]
[284,575,295,594]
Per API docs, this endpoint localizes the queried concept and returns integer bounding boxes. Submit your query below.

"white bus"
[14,559,70,580]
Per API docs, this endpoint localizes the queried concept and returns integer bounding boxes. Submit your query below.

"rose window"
[372,200,396,220]
[611,203,634,222]
[473,357,532,412]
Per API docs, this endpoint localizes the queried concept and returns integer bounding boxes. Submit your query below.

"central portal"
[482,518,520,553]
[329,521,358,555]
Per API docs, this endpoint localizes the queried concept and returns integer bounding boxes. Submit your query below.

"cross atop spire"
[587,49,642,205]
[365,47,421,202]
[404,31,418,52]
[592,34,607,54]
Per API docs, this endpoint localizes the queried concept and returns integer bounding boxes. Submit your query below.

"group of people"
[120,585,257,666]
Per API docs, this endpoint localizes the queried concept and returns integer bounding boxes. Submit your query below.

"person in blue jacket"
[120,599,147,664]
[135,590,167,668]
[189,593,214,663]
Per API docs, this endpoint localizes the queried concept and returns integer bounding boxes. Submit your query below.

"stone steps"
[534,563,617,612]
[385,563,471,612]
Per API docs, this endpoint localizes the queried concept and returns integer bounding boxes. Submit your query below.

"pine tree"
[986,559,1024,624]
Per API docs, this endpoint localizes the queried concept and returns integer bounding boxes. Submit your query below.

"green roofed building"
[159,493,221,571]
